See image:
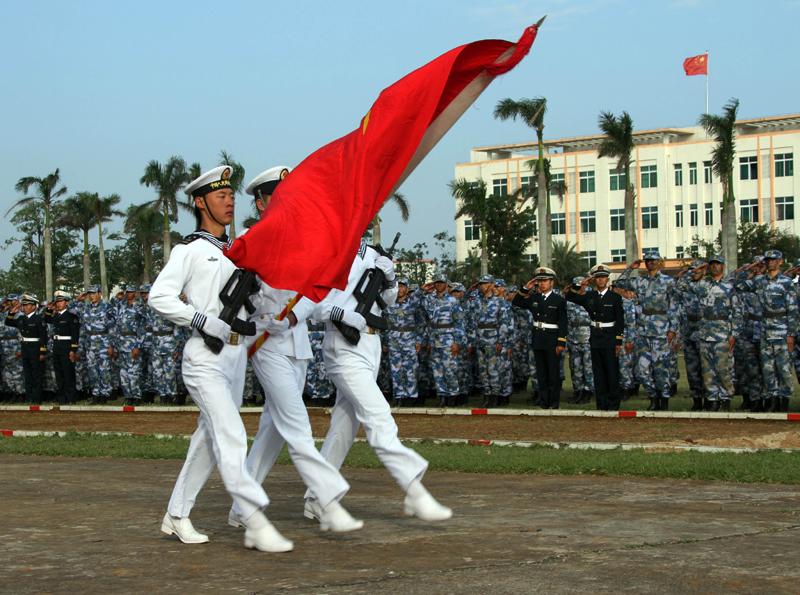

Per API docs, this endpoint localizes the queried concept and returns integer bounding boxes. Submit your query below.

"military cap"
[571,276,585,287]
[20,293,39,305]
[643,250,661,261]
[508,284,519,293]
[494,278,506,288]
[477,274,494,284]
[7,293,20,301]
[449,282,466,292]
[245,166,292,197]
[590,264,612,277]
[534,266,556,280]
[764,249,783,260]
[86,284,101,293]
[432,272,447,283]
[409,283,419,292]
[690,259,706,269]
[139,284,151,293]
[53,290,71,301]
[185,166,234,198]
[125,284,138,293]
[752,255,764,264]
[397,276,409,286]
[708,255,725,264]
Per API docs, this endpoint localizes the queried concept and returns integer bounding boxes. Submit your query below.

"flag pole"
[705,50,709,115]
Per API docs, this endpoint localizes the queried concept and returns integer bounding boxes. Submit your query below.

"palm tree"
[218,150,245,238]
[57,193,98,290]
[371,192,410,246]
[87,193,124,297]
[451,179,490,276]
[551,240,584,286]
[124,204,162,283]
[598,111,638,261]
[140,156,193,260]
[8,169,68,298]
[699,98,739,269]
[494,97,552,267]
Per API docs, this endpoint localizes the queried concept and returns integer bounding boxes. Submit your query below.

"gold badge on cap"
[280,168,289,180]
[221,167,232,180]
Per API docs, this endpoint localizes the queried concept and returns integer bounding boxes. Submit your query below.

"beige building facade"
[454,113,799,268]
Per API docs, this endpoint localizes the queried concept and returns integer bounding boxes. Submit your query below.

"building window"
[776,196,795,221]
[531,212,538,236]
[704,202,713,226]
[690,203,699,226]
[703,161,713,184]
[609,169,627,191]
[522,254,537,263]
[580,251,597,268]
[464,219,480,241]
[740,156,758,180]
[520,176,533,196]
[579,170,595,193]
[641,165,657,189]
[551,212,566,235]
[492,178,508,196]
[642,206,658,229]
[580,210,596,233]
[676,245,684,259]
[688,162,698,185]
[610,248,626,263]
[740,199,759,223]
[675,204,684,228]
[551,172,565,186]
[610,208,625,231]
[674,164,683,186]
[776,153,794,178]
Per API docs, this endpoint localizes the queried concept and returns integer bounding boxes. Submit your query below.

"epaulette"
[357,239,368,259]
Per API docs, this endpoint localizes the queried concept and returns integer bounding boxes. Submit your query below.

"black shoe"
[780,397,790,413]
[709,400,721,412]
[690,398,703,411]
[669,383,678,397]
[647,398,658,411]
[720,400,731,412]
[438,397,447,407]
[660,397,669,411]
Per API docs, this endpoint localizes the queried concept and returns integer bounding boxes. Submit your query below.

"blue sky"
[2,0,798,270]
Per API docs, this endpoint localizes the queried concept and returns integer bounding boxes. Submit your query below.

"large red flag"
[225,24,541,302]
[683,53,708,76]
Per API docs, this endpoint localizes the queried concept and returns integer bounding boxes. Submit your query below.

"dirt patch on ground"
[2,409,800,448]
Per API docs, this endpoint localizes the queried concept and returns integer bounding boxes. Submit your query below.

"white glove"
[202,315,231,342]
[264,317,290,335]
[375,255,396,281]
[341,310,367,331]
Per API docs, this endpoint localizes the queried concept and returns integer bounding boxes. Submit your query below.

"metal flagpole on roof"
[705,50,709,115]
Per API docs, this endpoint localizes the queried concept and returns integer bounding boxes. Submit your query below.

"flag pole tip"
[535,15,547,27]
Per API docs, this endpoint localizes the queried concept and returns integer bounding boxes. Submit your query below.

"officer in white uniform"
[229,166,362,533]
[306,240,453,522]
[149,166,292,553]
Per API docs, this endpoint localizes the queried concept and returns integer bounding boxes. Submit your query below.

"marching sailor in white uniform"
[229,166,362,533]
[149,166,293,552]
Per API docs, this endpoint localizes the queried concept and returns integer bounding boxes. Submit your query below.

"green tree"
[87,193,124,297]
[483,190,535,283]
[494,97,552,267]
[598,111,637,261]
[57,193,97,290]
[370,192,410,246]
[451,179,490,275]
[124,203,163,283]
[8,168,68,298]
[218,150,245,238]
[550,240,585,287]
[140,156,194,260]
[699,98,739,268]
[736,222,800,264]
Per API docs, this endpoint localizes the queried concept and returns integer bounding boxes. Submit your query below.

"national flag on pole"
[225,23,541,302]
[683,53,708,76]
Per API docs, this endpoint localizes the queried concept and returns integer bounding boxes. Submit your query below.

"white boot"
[227,507,244,529]
[160,513,209,544]
[319,500,364,533]
[403,479,452,522]
[243,510,293,553]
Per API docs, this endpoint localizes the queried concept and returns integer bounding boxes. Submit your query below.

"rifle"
[202,269,260,354]
[334,232,401,345]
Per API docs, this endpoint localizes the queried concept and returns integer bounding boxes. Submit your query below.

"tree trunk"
[82,229,91,290]
[43,203,53,300]
[98,221,107,299]
[536,132,551,267]
[229,219,237,239]
[624,163,639,261]
[142,242,152,284]
[162,206,171,262]
[371,214,382,246]
[721,175,738,269]
[480,230,489,276]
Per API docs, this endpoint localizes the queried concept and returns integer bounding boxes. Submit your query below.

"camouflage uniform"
[115,299,146,402]
[305,321,334,400]
[470,291,514,402]
[734,287,764,408]
[511,304,532,390]
[566,297,594,398]
[676,273,706,404]
[618,293,637,392]
[385,291,422,402]
[421,290,466,401]
[80,299,116,401]
[619,263,680,406]
[0,309,24,397]
[147,309,179,402]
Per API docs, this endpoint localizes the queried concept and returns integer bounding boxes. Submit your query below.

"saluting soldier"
[6,293,48,403]
[471,275,513,408]
[44,290,80,404]
[116,285,146,405]
[79,285,116,404]
[449,282,473,405]
[565,276,594,404]
[565,265,625,410]
[733,256,766,411]
[386,277,423,405]
[0,295,25,401]
[513,267,568,409]
[675,260,708,410]
[508,285,532,394]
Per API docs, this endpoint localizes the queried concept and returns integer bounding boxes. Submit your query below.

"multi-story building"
[454,113,799,268]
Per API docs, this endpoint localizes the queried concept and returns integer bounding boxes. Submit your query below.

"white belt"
[21,337,40,342]
[54,335,73,340]
[533,322,559,330]
[590,321,615,328]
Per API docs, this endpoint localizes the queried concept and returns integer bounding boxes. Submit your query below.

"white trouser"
[235,348,349,512]
[167,336,269,520]
[308,331,428,496]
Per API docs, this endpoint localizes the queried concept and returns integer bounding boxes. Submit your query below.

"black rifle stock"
[202,269,260,354]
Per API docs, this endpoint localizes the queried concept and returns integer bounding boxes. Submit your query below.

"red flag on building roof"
[225,23,541,302]
[683,53,708,76]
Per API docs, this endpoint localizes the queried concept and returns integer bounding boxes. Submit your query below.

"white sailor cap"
[245,166,292,197]
[185,166,234,198]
